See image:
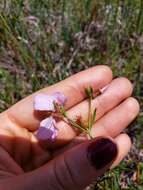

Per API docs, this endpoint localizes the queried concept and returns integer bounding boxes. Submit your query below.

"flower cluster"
[34,92,67,141]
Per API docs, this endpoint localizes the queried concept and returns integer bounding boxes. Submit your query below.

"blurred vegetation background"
[0,0,143,189]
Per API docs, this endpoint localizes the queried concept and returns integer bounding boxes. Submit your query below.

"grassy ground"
[0,0,143,189]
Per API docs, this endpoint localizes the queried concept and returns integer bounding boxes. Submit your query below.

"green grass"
[0,0,143,189]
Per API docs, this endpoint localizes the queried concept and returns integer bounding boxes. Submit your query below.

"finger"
[91,97,140,138]
[1,137,118,190]
[38,77,133,148]
[4,65,112,131]
[112,133,131,168]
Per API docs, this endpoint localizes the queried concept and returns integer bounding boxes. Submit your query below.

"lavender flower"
[34,92,67,112]
[52,92,67,105]
[34,94,56,111]
[36,117,58,141]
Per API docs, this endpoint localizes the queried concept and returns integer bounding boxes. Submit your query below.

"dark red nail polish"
[87,138,118,170]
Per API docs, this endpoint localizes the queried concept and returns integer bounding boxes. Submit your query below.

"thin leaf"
[91,108,96,126]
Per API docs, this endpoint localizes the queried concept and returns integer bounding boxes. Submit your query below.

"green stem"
[88,130,94,139]
[66,116,88,133]
[88,97,92,131]
[58,103,92,137]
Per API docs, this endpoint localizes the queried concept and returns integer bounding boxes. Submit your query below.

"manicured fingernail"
[87,138,118,170]
[99,85,109,93]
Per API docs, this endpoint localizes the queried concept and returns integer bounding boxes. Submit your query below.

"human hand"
[0,66,139,190]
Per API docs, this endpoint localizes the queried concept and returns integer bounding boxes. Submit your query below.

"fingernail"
[99,85,109,93]
[87,138,118,170]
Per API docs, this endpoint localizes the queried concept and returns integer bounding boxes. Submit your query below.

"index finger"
[3,65,112,131]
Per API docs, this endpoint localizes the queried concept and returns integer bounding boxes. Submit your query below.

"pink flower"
[36,117,58,141]
[52,92,67,105]
[34,92,67,111]
[34,94,56,111]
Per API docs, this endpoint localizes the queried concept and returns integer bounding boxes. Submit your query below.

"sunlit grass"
[0,0,143,189]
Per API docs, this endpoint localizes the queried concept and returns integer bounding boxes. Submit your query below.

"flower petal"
[52,92,67,105]
[34,94,56,111]
[36,117,58,141]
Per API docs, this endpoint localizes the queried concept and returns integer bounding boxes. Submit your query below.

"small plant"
[34,87,97,141]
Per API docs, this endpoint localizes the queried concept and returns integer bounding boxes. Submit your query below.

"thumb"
[0,137,118,190]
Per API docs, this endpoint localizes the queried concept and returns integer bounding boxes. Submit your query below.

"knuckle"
[62,155,78,189]
[53,155,78,190]
[52,160,65,190]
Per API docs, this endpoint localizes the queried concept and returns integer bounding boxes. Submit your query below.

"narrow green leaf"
[91,108,96,127]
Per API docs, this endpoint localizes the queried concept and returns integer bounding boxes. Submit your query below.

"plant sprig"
[57,86,96,139]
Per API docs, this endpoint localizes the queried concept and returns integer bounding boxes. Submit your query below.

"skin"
[0,65,140,190]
